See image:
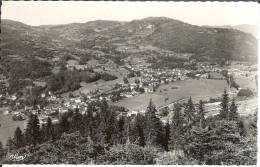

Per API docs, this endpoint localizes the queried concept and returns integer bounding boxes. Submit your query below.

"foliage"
[99,72,118,81]
[144,100,164,148]
[237,88,254,97]
[13,127,25,149]
[155,151,198,165]
[98,143,157,164]
[219,90,229,119]
[169,104,185,150]
[25,114,41,146]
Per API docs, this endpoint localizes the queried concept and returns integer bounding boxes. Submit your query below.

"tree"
[219,90,229,119]
[13,126,24,149]
[25,114,40,146]
[83,102,95,137]
[130,113,146,147]
[0,141,5,159]
[185,119,243,165]
[135,79,140,85]
[197,100,206,128]
[144,99,164,148]
[229,98,239,121]
[117,116,128,144]
[184,97,196,126]
[44,117,55,141]
[123,77,129,84]
[6,137,15,151]
[163,122,170,151]
[97,99,118,144]
[59,114,70,134]
[71,108,83,131]
[169,103,184,150]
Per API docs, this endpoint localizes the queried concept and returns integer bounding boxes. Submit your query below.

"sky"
[1,1,259,26]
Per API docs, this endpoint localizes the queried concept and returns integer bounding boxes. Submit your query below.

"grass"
[0,109,27,145]
[113,79,229,111]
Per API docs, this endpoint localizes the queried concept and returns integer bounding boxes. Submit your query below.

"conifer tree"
[197,100,206,128]
[117,116,127,144]
[45,117,54,141]
[6,137,14,151]
[145,99,164,148]
[25,114,40,146]
[85,103,95,137]
[80,113,88,136]
[98,99,118,144]
[0,141,4,159]
[185,120,242,165]
[219,90,229,119]
[25,114,33,145]
[31,114,41,145]
[59,114,70,133]
[229,98,239,121]
[131,113,146,147]
[71,108,83,131]
[169,103,184,150]
[184,97,196,126]
[13,126,24,149]
[163,122,170,151]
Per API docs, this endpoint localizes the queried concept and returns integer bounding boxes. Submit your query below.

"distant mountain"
[233,25,258,39]
[205,24,258,39]
[1,18,258,63]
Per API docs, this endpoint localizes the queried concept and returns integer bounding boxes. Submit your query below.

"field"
[235,75,257,92]
[0,108,27,145]
[113,79,229,111]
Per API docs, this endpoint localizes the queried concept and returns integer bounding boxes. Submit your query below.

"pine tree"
[71,108,83,131]
[163,122,170,151]
[25,114,40,146]
[31,114,41,145]
[98,99,118,144]
[45,117,54,141]
[219,90,229,119]
[184,127,212,164]
[145,99,164,148]
[13,126,24,149]
[185,120,242,165]
[6,137,14,151]
[229,98,239,121]
[184,97,196,126]
[0,141,5,159]
[197,100,206,128]
[85,103,95,137]
[59,114,70,133]
[169,103,184,150]
[131,113,146,147]
[25,113,34,145]
[117,116,127,144]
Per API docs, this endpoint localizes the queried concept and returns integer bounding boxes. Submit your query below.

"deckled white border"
[1,1,260,167]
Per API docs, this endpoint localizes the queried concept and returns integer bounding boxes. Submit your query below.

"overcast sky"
[2,1,259,26]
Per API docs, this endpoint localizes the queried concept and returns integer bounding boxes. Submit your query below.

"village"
[0,58,257,135]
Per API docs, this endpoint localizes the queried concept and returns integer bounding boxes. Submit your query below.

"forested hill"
[1,17,258,63]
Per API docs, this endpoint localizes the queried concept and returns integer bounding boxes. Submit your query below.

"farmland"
[0,108,27,145]
[113,79,229,111]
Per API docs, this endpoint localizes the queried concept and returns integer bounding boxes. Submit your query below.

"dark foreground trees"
[2,90,256,165]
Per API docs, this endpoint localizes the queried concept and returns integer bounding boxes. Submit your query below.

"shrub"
[97,143,157,164]
[155,151,198,165]
[237,89,253,97]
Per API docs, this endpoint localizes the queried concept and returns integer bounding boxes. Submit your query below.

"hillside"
[1,18,257,63]
[208,24,258,39]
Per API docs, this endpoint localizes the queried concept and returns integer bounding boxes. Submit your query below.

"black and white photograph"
[0,1,258,165]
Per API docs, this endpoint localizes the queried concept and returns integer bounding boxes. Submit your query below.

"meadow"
[113,79,229,111]
[0,108,27,145]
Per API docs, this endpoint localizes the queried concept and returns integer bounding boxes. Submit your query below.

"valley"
[0,16,258,165]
